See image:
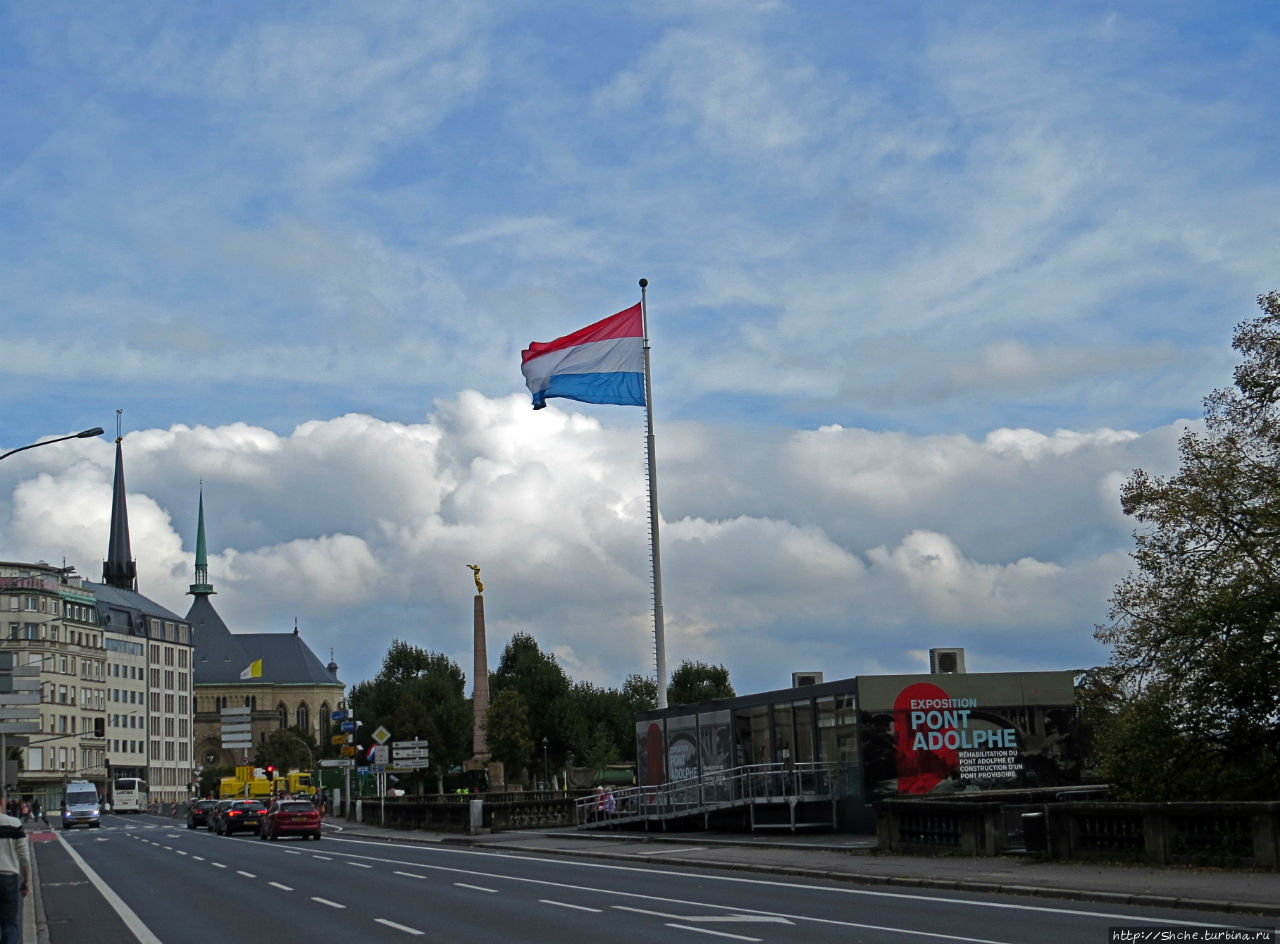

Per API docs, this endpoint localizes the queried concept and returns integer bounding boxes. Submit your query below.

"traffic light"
[265,764,275,778]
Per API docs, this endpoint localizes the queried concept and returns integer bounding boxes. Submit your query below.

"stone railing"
[877,797,1280,867]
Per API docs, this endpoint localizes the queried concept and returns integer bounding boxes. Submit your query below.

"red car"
[259,799,322,841]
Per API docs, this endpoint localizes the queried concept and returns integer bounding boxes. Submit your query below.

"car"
[207,799,235,832]
[186,799,219,830]
[214,800,266,836]
[259,799,322,841]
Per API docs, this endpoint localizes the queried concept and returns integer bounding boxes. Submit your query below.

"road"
[35,816,1271,943]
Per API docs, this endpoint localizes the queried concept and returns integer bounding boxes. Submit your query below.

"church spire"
[102,413,137,591]
[189,486,215,597]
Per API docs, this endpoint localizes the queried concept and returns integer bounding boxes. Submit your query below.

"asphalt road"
[38,816,1273,944]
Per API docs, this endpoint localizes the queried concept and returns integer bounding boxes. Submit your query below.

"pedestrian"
[0,792,30,944]
[603,788,616,817]
[27,802,38,828]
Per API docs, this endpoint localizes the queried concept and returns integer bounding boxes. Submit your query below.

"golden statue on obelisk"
[467,563,484,594]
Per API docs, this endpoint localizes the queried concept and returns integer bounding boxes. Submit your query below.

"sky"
[1,1,1277,701]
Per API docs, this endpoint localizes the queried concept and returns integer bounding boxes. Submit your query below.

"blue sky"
[1,2,1276,699]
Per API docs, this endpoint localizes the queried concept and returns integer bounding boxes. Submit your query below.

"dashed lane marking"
[374,918,424,936]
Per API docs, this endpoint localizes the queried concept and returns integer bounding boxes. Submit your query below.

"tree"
[1097,291,1280,799]
[254,728,313,775]
[490,632,571,761]
[667,660,735,706]
[349,640,471,781]
[484,689,534,778]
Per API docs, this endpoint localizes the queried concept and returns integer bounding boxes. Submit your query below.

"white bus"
[112,777,148,813]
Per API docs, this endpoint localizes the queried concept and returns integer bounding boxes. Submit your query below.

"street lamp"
[541,737,548,791]
[1,427,105,462]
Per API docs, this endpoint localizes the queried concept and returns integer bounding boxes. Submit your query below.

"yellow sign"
[236,765,255,780]
[330,734,350,745]
[339,745,357,757]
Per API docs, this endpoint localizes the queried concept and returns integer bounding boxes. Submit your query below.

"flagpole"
[639,278,668,709]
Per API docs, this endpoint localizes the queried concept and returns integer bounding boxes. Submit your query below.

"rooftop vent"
[792,671,824,687]
[929,648,966,674]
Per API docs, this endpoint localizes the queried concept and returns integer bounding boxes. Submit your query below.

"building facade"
[0,562,108,811]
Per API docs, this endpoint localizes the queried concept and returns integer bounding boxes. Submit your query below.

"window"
[277,703,288,729]
[296,702,310,733]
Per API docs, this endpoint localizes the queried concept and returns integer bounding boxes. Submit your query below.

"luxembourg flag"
[521,303,646,410]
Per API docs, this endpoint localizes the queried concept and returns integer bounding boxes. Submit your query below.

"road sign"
[0,722,39,734]
[0,677,40,693]
[330,734,351,745]
[371,725,391,744]
[221,706,251,718]
[340,721,357,733]
[330,709,352,722]
[372,745,389,765]
[220,723,251,735]
[0,707,39,720]
[319,758,353,768]
[0,692,39,705]
[392,748,429,761]
[339,745,357,757]
[392,739,429,750]
[357,766,369,776]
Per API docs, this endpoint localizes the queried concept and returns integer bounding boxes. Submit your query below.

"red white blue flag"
[521,304,645,410]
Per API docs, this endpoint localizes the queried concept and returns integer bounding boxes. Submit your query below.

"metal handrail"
[574,761,847,828]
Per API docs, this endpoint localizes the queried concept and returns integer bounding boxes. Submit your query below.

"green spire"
[189,486,215,596]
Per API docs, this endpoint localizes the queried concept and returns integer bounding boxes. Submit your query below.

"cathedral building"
[186,490,344,771]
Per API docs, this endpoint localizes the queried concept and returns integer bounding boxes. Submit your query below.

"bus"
[112,777,148,813]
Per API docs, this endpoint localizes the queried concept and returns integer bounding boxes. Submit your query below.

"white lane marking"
[375,918,425,935]
[269,882,294,892]
[312,897,346,909]
[317,837,1238,930]
[211,862,227,869]
[346,862,373,869]
[312,855,333,861]
[665,924,760,942]
[394,871,427,879]
[175,851,188,856]
[455,882,498,893]
[191,856,205,862]
[634,847,704,856]
[236,871,257,878]
[52,834,163,944]
[615,907,792,925]
[541,900,601,913]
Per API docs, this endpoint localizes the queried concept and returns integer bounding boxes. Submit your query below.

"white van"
[61,780,101,830]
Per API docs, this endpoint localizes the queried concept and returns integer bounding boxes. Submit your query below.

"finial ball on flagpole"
[639,278,647,288]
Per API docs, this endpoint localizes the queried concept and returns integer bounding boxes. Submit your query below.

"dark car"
[207,799,235,832]
[186,799,219,830]
[215,800,266,836]
[259,799,322,841]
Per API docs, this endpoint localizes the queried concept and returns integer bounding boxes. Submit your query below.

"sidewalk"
[324,818,1280,917]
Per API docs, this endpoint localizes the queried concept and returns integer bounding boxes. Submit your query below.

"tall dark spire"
[189,486,214,597]
[102,434,137,591]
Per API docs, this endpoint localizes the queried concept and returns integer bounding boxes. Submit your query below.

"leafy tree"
[622,673,657,711]
[484,689,534,778]
[349,640,471,781]
[1097,291,1280,799]
[667,660,735,706]
[490,632,571,760]
[254,728,313,775]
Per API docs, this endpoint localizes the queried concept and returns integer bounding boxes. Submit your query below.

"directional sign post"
[220,706,252,753]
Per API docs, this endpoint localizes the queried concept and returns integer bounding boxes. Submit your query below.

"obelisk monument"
[467,564,490,762]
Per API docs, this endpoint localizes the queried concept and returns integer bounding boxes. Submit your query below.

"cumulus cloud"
[0,396,1177,693]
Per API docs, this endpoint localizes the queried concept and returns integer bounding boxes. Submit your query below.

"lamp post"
[541,737,549,791]
[1,427,104,462]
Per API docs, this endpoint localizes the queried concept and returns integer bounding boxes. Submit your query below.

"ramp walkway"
[573,762,858,832]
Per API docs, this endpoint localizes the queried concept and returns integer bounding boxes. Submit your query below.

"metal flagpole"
[639,278,668,709]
